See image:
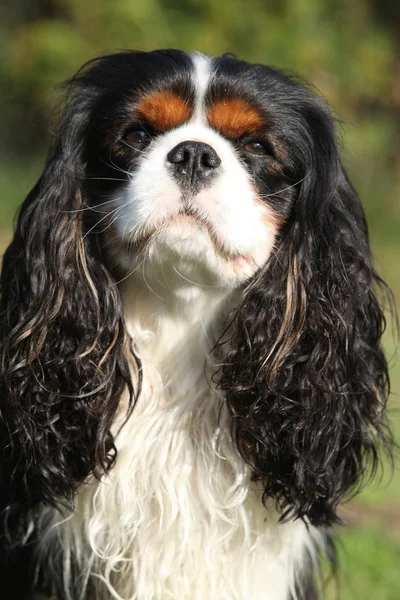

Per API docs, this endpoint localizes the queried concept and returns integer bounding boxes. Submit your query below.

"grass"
[325,528,400,600]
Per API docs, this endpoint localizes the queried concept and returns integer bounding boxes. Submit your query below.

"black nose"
[167,141,221,192]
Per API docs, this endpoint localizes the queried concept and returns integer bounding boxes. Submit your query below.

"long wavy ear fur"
[219,99,393,526]
[0,80,135,509]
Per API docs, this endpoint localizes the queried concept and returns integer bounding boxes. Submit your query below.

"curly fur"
[219,136,392,526]
[0,98,139,508]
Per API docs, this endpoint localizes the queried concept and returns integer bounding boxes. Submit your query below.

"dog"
[0,49,393,600]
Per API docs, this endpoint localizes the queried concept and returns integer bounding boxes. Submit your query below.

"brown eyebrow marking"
[136,90,191,131]
[207,98,265,139]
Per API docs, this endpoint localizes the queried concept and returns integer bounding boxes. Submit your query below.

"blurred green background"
[0,1,399,598]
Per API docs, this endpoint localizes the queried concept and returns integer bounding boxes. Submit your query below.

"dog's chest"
[66,318,310,599]
[42,309,313,600]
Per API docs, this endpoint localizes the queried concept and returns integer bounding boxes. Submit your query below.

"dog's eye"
[243,141,269,156]
[124,128,149,145]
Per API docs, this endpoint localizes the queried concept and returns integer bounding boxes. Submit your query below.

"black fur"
[214,55,393,526]
[0,50,394,597]
[0,50,194,510]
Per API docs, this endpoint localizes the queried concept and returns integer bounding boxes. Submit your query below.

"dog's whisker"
[172,266,220,289]
[258,174,310,199]
[86,177,127,182]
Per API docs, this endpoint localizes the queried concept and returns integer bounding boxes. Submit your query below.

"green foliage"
[4,0,399,103]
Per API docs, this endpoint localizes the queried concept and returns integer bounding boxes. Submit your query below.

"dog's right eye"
[124,128,149,145]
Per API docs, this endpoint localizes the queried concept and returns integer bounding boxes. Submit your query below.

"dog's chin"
[129,218,258,291]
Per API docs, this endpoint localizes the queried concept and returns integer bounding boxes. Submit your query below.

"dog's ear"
[219,96,393,526]
[0,77,135,510]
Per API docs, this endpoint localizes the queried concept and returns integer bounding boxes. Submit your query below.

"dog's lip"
[167,211,208,228]
[127,210,250,266]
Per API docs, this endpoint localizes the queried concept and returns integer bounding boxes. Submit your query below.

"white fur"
[35,54,322,600]
[38,284,321,599]
[191,52,211,123]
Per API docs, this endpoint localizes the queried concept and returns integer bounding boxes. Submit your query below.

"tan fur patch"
[207,99,265,139]
[112,143,126,158]
[136,91,191,131]
[261,206,285,230]
[251,182,286,228]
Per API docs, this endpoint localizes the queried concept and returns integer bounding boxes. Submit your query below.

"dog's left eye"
[243,141,269,156]
[124,128,149,145]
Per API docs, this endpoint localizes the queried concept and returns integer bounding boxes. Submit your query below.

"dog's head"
[0,50,392,525]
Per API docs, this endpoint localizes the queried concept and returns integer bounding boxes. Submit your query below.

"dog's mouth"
[126,207,250,270]
[166,206,216,238]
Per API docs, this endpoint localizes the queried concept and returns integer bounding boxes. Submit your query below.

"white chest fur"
[38,281,317,600]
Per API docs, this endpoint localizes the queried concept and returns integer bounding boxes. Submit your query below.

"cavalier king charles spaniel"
[0,50,393,600]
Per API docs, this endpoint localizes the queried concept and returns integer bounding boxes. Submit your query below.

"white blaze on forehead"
[191,52,212,123]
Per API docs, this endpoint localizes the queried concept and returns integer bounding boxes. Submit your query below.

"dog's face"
[82,52,304,288]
